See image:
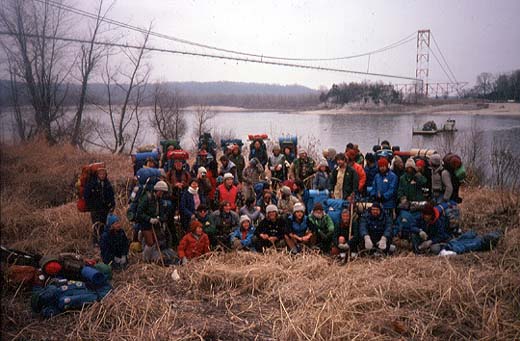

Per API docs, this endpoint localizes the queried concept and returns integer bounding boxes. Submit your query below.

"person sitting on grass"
[99,214,129,270]
[284,203,313,254]
[230,215,256,251]
[178,220,210,265]
[254,204,286,252]
[410,203,450,254]
[359,202,392,253]
[308,203,335,253]
[331,208,360,260]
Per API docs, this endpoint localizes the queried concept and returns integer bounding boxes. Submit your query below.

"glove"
[149,218,160,225]
[338,243,350,251]
[182,257,188,265]
[419,230,428,241]
[377,236,387,250]
[418,240,433,250]
[364,235,373,250]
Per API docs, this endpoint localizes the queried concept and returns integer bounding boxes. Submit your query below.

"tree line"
[466,70,520,102]
[319,82,402,106]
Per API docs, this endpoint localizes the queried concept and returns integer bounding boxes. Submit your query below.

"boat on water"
[413,119,457,135]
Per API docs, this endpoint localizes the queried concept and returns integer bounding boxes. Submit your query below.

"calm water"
[2,109,519,162]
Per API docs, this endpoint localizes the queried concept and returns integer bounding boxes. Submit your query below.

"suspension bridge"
[2,0,466,97]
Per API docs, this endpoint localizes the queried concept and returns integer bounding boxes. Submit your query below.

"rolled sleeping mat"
[81,266,107,286]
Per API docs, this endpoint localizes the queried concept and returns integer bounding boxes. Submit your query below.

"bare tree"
[193,104,215,138]
[0,0,73,143]
[90,27,151,154]
[71,0,113,148]
[149,82,186,141]
[476,72,494,97]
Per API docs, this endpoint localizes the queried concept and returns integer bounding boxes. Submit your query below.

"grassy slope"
[0,143,519,340]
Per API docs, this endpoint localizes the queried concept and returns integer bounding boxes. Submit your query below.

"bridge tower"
[416,29,431,96]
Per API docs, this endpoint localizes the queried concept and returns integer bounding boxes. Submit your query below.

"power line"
[431,33,459,84]
[34,0,416,62]
[0,30,421,81]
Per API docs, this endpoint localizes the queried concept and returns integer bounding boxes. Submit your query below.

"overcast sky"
[76,0,520,89]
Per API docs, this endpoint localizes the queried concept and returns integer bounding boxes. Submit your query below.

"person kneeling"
[359,203,392,254]
[285,203,313,254]
[331,208,360,261]
[178,220,210,265]
[100,214,129,270]
[230,215,256,251]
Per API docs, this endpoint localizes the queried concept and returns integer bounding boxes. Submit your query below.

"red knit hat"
[416,159,426,168]
[377,158,389,168]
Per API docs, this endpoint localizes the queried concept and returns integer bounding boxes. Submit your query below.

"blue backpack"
[127,168,163,222]
[323,199,349,225]
[306,190,330,214]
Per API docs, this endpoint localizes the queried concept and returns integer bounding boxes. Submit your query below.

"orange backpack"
[76,162,105,212]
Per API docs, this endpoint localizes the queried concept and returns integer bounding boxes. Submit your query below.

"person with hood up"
[429,154,453,204]
[99,214,129,270]
[230,215,256,251]
[364,153,378,194]
[392,156,405,180]
[268,144,287,182]
[249,138,268,167]
[277,185,300,217]
[178,220,210,265]
[284,203,313,254]
[312,160,330,191]
[359,202,392,253]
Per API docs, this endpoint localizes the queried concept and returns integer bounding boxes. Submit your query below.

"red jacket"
[352,162,366,192]
[178,232,210,259]
[217,184,239,210]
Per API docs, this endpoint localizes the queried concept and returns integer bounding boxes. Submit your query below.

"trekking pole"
[151,218,165,267]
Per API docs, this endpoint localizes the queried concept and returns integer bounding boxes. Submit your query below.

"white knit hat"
[405,158,417,170]
[223,172,234,180]
[293,202,305,213]
[239,215,251,225]
[266,204,278,214]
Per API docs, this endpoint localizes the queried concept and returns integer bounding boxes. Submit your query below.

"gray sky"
[77,0,520,89]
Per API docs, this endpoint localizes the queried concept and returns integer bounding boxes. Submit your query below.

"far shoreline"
[196,102,520,117]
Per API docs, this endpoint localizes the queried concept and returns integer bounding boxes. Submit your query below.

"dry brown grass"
[1,142,520,340]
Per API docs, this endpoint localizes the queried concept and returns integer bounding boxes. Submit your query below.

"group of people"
[83,137,464,267]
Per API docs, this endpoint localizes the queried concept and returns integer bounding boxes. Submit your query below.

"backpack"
[323,199,350,225]
[306,189,330,214]
[443,153,466,181]
[127,168,163,222]
[198,133,217,157]
[221,139,243,154]
[76,162,105,212]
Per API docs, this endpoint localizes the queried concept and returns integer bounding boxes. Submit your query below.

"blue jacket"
[229,227,256,248]
[359,211,392,240]
[180,190,207,229]
[99,215,129,264]
[364,165,378,191]
[370,170,398,209]
[410,215,450,244]
[312,171,330,191]
[286,215,310,237]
